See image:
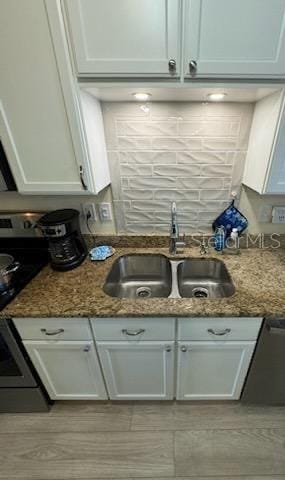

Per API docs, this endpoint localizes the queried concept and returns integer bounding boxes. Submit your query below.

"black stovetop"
[0,237,48,311]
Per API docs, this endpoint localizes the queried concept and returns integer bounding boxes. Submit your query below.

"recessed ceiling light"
[132,93,151,101]
[207,93,227,101]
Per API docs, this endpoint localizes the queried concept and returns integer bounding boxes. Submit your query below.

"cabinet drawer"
[177,317,263,341]
[91,317,175,341]
[13,318,92,341]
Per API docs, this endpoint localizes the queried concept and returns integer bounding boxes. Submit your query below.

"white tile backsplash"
[102,101,254,234]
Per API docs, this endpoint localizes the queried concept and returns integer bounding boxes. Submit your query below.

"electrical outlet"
[82,203,97,222]
[272,206,285,224]
[99,202,112,222]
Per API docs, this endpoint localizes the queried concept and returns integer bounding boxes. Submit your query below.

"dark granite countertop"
[1,247,285,319]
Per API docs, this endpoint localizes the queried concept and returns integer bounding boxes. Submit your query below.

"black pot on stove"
[38,209,87,271]
[0,254,20,292]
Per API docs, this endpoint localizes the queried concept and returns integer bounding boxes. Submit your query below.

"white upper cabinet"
[183,0,285,78]
[64,0,181,77]
[243,90,285,194]
[0,0,110,194]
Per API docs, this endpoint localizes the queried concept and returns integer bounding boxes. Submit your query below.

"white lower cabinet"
[23,340,107,400]
[176,341,256,400]
[97,341,175,400]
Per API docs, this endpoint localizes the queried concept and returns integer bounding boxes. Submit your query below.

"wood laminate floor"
[1,401,285,479]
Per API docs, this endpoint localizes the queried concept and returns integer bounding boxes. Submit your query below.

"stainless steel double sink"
[104,254,235,299]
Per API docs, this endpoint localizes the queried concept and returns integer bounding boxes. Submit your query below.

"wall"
[0,187,116,234]
[102,101,254,234]
[239,185,285,234]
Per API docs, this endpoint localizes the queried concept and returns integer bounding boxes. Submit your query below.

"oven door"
[0,319,37,387]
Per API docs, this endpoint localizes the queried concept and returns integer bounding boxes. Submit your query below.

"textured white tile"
[177,177,224,190]
[203,138,238,150]
[120,164,152,176]
[126,224,155,234]
[226,152,235,165]
[155,211,198,223]
[177,151,227,164]
[118,137,152,150]
[131,200,169,211]
[179,121,233,137]
[200,189,230,200]
[199,211,222,223]
[102,101,253,235]
[223,177,232,189]
[125,211,154,222]
[102,101,150,118]
[151,102,206,119]
[122,189,153,200]
[129,177,176,189]
[121,178,129,188]
[120,121,177,136]
[154,223,198,234]
[152,137,202,151]
[230,122,240,136]
[154,190,199,201]
[154,164,200,177]
[201,164,233,177]
[177,200,228,211]
[120,151,175,164]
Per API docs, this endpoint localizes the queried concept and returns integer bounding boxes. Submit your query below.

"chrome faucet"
[169,202,186,254]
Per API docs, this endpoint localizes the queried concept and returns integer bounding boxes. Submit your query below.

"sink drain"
[136,286,152,298]
[192,287,209,298]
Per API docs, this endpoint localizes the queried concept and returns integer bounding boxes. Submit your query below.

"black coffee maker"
[38,209,87,271]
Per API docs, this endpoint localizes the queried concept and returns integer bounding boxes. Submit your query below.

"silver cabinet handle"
[122,328,145,336]
[83,345,91,352]
[168,59,176,74]
[189,60,197,75]
[79,165,88,190]
[180,345,188,352]
[41,328,64,336]
[165,345,172,352]
[207,328,231,336]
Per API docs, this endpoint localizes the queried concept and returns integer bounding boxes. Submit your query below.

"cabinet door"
[64,0,180,77]
[97,341,175,400]
[184,0,285,78]
[24,340,107,400]
[176,341,255,400]
[0,0,86,194]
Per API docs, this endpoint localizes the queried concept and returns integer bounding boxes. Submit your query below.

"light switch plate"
[99,202,112,222]
[272,206,285,224]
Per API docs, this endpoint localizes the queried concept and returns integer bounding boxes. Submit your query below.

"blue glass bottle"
[214,226,226,252]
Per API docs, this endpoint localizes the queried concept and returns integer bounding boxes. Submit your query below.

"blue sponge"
[89,246,115,261]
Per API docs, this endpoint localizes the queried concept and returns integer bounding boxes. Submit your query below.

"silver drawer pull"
[122,328,145,336]
[41,328,64,336]
[208,328,231,336]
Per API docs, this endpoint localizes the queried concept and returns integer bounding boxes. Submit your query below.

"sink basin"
[104,254,172,298]
[177,258,235,298]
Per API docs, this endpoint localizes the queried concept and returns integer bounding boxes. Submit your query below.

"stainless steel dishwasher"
[242,318,285,404]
